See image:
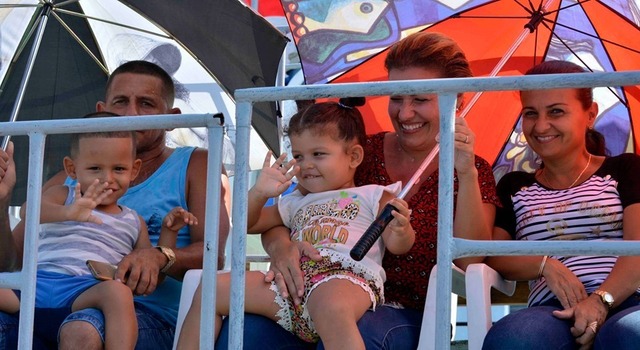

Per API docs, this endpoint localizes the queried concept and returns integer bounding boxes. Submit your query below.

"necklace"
[542,153,592,189]
[396,134,416,163]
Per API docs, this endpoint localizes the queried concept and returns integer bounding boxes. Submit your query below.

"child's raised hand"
[163,207,198,233]
[68,179,111,224]
[253,151,299,198]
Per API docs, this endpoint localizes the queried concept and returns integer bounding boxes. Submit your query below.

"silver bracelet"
[537,255,548,279]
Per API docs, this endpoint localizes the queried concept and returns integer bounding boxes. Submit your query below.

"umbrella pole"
[2,5,51,150]
[459,0,558,120]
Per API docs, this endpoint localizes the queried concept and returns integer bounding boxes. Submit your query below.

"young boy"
[0,129,196,349]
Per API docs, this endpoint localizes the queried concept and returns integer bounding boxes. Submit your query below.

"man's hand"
[115,247,166,296]
[264,240,321,305]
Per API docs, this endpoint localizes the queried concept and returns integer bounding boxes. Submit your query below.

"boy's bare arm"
[166,148,225,276]
[38,180,110,224]
[157,207,198,248]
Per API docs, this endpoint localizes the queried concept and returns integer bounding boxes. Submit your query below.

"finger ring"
[588,321,598,333]
[464,135,469,144]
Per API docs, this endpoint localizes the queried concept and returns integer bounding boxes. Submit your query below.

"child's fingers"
[84,179,108,199]
[268,152,287,169]
[286,165,300,178]
[87,214,104,225]
[274,154,296,178]
[164,207,198,228]
[262,151,274,168]
[275,153,288,166]
[187,212,198,226]
[388,198,410,215]
[388,198,412,228]
[390,209,409,227]
[94,188,113,204]
[74,182,83,199]
[281,158,296,172]
[184,213,198,226]
[174,208,198,225]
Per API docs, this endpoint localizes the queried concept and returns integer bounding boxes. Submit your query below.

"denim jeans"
[483,294,640,350]
[0,304,174,350]
[61,303,175,350]
[216,305,422,350]
[0,308,71,350]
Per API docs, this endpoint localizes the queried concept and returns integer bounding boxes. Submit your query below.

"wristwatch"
[593,290,614,309]
[156,246,176,273]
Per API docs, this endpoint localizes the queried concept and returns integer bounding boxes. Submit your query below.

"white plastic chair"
[419,264,464,350]
[464,263,517,350]
[172,255,271,350]
[174,263,464,350]
[173,269,203,350]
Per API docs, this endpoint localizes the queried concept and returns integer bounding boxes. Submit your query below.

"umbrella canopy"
[0,0,287,205]
[282,0,640,180]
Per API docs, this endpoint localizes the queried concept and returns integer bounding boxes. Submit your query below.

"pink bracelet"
[537,255,548,279]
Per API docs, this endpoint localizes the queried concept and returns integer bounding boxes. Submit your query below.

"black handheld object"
[350,203,397,261]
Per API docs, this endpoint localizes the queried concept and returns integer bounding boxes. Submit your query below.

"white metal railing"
[0,113,224,349]
[220,71,640,350]
[3,72,640,350]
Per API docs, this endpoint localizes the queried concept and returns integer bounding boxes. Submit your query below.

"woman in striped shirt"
[484,60,640,350]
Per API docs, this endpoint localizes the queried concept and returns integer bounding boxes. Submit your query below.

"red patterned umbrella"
[282,0,640,179]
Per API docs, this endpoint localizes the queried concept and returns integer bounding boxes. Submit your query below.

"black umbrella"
[0,0,287,205]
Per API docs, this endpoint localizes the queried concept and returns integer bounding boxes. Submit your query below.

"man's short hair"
[106,60,175,107]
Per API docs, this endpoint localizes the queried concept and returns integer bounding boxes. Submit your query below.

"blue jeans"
[483,294,640,350]
[216,305,422,350]
[0,308,71,350]
[61,302,174,350]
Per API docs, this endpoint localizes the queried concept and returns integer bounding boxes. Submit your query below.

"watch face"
[596,290,614,307]
[604,293,614,304]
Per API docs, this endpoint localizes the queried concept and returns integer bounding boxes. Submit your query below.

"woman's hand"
[543,257,588,309]
[452,117,477,176]
[553,294,608,349]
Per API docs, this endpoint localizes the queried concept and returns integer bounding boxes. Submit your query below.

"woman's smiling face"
[387,66,443,153]
[520,88,596,160]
